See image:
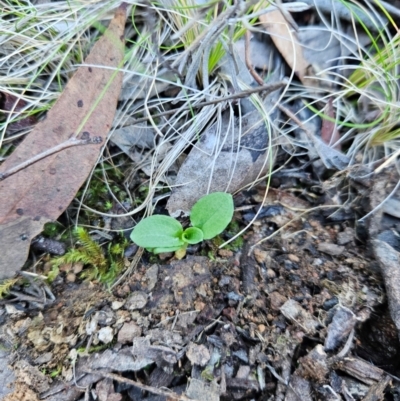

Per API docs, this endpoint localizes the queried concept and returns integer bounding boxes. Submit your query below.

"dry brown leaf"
[260,10,310,82]
[321,98,341,150]
[0,92,38,133]
[0,4,127,279]
[167,71,282,216]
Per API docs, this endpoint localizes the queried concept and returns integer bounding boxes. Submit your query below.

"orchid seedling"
[130,192,234,257]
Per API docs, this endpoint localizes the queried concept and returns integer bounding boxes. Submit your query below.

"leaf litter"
[0,3,127,279]
[1,1,400,400]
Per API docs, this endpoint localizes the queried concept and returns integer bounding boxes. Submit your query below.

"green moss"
[52,227,128,285]
[43,222,64,238]
[0,278,20,299]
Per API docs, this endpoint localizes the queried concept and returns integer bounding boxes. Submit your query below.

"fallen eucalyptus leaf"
[0,4,127,279]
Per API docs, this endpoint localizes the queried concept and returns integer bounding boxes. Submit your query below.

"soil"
[1,178,400,401]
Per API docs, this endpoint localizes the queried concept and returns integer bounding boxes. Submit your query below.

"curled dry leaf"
[321,98,341,150]
[260,9,310,82]
[0,4,127,279]
[167,71,282,216]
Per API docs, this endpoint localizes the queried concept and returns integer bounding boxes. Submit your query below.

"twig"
[278,104,313,138]
[133,81,287,125]
[0,135,103,181]
[111,246,143,289]
[245,30,265,86]
[83,368,199,401]
[265,361,289,386]
[336,328,355,359]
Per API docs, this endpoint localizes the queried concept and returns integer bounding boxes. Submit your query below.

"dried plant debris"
[2,1,400,401]
[167,69,283,216]
[0,4,127,279]
[1,199,394,401]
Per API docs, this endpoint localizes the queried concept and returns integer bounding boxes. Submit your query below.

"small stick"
[83,368,199,401]
[278,103,314,138]
[133,81,287,125]
[245,30,265,86]
[0,135,102,181]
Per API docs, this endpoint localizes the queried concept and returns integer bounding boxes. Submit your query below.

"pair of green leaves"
[130,192,234,254]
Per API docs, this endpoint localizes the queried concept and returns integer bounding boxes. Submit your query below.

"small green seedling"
[130,192,234,256]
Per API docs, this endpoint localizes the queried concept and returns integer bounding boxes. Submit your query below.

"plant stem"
[133,81,287,124]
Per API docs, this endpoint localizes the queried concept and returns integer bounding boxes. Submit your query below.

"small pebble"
[98,326,114,344]
[117,322,142,344]
[111,301,125,310]
[124,291,148,310]
[322,297,338,311]
[337,227,354,245]
[253,248,269,264]
[269,291,287,311]
[73,262,83,274]
[66,272,76,282]
[218,249,233,258]
[318,243,345,256]
[186,343,210,367]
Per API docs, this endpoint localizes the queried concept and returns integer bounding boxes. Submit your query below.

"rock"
[186,378,220,401]
[186,343,210,367]
[98,327,114,344]
[288,254,300,263]
[124,291,148,310]
[269,291,287,311]
[111,301,125,310]
[317,242,345,256]
[236,365,250,379]
[117,322,142,344]
[34,352,52,365]
[337,227,355,245]
[0,350,16,399]
[145,264,159,291]
[97,307,116,326]
[280,299,319,334]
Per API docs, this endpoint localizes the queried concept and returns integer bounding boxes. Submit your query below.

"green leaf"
[130,215,184,250]
[182,227,204,244]
[150,245,185,254]
[190,192,234,240]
